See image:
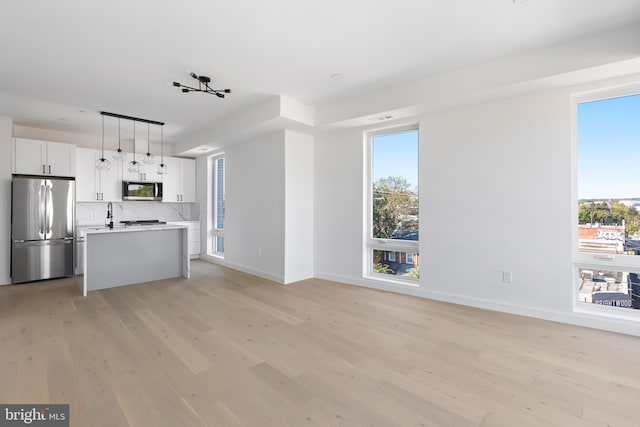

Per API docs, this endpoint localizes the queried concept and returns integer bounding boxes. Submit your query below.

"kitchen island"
[83,224,190,296]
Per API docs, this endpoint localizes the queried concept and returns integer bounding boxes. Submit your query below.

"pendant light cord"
[101,115,105,159]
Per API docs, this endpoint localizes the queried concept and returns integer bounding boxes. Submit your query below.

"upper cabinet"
[13,138,76,177]
[162,157,196,203]
[76,148,122,202]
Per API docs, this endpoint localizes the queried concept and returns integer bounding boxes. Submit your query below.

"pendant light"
[113,118,127,161]
[95,115,111,171]
[142,122,155,165]
[156,125,168,175]
[127,121,141,173]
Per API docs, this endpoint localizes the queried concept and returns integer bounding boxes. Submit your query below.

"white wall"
[314,128,365,279]
[284,130,314,283]
[0,117,12,284]
[200,129,315,284]
[208,131,286,282]
[420,91,572,313]
[314,79,640,336]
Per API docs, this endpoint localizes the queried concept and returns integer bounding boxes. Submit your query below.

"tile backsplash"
[77,201,200,225]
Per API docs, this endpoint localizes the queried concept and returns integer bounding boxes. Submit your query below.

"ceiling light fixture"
[99,111,165,172]
[113,118,127,161]
[127,121,141,174]
[156,126,168,175]
[173,72,231,98]
[95,115,111,171]
[142,122,155,165]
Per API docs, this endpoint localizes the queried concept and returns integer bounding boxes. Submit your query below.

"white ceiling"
[1,0,639,148]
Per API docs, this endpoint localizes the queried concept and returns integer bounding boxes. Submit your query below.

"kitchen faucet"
[107,202,114,229]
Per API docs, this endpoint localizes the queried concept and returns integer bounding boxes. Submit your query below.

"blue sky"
[372,130,418,190]
[578,94,640,199]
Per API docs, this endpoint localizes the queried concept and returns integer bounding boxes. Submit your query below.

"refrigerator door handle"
[38,180,46,239]
[45,179,53,239]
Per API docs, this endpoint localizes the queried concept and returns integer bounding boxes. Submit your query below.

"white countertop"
[81,224,188,237]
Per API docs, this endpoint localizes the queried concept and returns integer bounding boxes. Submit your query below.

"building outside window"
[575,89,640,314]
[366,125,419,282]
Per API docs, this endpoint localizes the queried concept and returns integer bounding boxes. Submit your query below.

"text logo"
[0,405,68,427]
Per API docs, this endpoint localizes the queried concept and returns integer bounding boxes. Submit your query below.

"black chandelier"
[173,72,231,98]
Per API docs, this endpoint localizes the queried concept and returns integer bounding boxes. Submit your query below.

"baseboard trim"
[200,255,285,284]
[314,272,640,337]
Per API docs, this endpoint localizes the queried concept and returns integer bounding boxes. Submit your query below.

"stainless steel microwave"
[122,181,163,201]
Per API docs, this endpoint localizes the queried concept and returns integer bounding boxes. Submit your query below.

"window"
[208,155,225,257]
[406,252,414,264]
[366,126,419,282]
[575,90,640,315]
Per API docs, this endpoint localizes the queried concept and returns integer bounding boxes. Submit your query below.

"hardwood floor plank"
[134,308,213,375]
[1,260,640,427]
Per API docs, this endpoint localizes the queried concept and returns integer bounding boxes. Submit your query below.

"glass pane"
[577,94,640,255]
[216,236,224,254]
[372,249,419,279]
[216,158,225,230]
[372,130,419,240]
[578,268,639,310]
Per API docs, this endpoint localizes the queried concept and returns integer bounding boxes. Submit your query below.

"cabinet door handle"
[42,164,46,174]
[48,165,51,174]
[96,192,99,201]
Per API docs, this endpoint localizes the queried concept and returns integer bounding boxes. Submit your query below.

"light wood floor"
[1,260,639,427]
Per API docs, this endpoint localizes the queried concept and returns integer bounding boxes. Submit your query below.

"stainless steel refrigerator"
[11,176,75,284]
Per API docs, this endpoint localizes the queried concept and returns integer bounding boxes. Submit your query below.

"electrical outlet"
[502,271,513,283]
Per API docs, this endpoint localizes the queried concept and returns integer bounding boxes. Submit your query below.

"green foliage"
[373,263,393,274]
[404,267,420,279]
[372,176,418,238]
[578,201,640,236]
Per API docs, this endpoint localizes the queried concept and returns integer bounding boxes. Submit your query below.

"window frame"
[364,123,419,285]
[572,84,640,320]
[208,153,225,258]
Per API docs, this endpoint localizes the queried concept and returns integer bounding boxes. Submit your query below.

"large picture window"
[366,126,419,282]
[575,90,640,314]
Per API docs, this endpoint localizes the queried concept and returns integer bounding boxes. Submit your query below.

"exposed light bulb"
[95,157,111,171]
[156,163,169,175]
[142,152,155,165]
[127,160,141,173]
[113,148,127,161]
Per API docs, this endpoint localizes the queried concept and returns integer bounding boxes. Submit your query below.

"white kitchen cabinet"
[76,147,122,202]
[162,157,196,203]
[122,152,159,182]
[13,138,76,177]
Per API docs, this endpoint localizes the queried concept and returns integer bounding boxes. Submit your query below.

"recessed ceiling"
[0,0,639,147]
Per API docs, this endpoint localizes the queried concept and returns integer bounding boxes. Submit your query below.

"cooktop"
[120,219,167,226]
